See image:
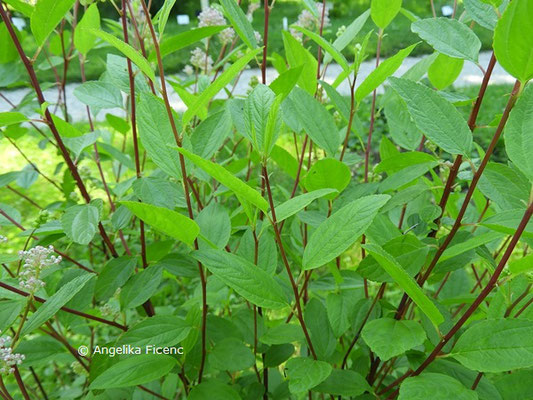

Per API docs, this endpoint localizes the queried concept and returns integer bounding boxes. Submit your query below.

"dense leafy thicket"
[0,0,532,399]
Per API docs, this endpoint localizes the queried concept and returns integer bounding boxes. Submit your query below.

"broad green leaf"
[411,18,481,62]
[399,373,478,400]
[220,0,257,49]
[197,203,231,249]
[3,0,33,18]
[389,77,472,155]
[155,26,227,60]
[138,92,182,179]
[61,204,100,245]
[362,243,444,326]
[237,228,277,275]
[95,256,136,302]
[86,28,155,82]
[73,81,123,111]
[244,84,281,154]
[120,265,162,309]
[504,84,533,181]
[439,231,503,262]
[119,316,191,347]
[493,370,533,400]
[464,0,500,30]
[428,53,464,90]
[0,300,24,331]
[303,158,350,199]
[482,209,533,239]
[210,337,255,371]
[285,87,340,156]
[361,318,426,361]
[452,319,533,372]
[191,107,232,159]
[182,47,262,125]
[132,177,185,209]
[282,31,318,95]
[292,26,349,72]
[90,354,176,389]
[74,3,100,56]
[175,147,269,212]
[188,380,240,400]
[63,131,100,158]
[194,249,287,309]
[120,201,199,246]
[509,252,533,277]
[494,0,533,82]
[303,194,390,270]
[324,10,370,64]
[0,23,18,63]
[273,189,337,223]
[356,43,418,102]
[313,369,370,397]
[286,357,332,393]
[478,162,530,209]
[260,324,304,345]
[0,112,27,127]
[30,0,76,45]
[371,0,402,29]
[269,65,304,100]
[305,298,336,360]
[156,0,177,39]
[375,151,437,174]
[21,274,94,335]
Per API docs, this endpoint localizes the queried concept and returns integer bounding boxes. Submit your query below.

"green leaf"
[2,0,34,18]
[244,84,281,154]
[90,354,176,389]
[286,357,332,393]
[0,300,24,331]
[194,249,287,309]
[361,318,426,361]
[389,77,472,155]
[137,92,182,179]
[132,177,185,209]
[411,18,481,62]
[188,380,241,400]
[303,195,390,270]
[0,23,18,63]
[371,0,402,29]
[464,0,499,30]
[220,0,257,49]
[305,298,336,360]
[197,203,231,249]
[182,47,262,125]
[439,231,503,262]
[452,319,533,373]
[478,162,530,209]
[324,10,370,64]
[399,373,478,400]
[285,87,340,156]
[30,0,76,45]
[95,256,136,302]
[356,43,418,102]
[313,369,370,397]
[362,243,444,326]
[494,0,533,82]
[260,324,304,345]
[73,81,123,111]
[303,158,350,199]
[270,65,304,100]
[175,147,269,212]
[61,204,100,245]
[119,316,191,347]
[282,31,318,95]
[505,84,533,181]
[191,107,232,159]
[63,131,100,158]
[272,189,337,223]
[292,26,349,72]
[74,3,100,56]
[155,26,227,60]
[210,337,255,371]
[120,265,162,309]
[120,201,199,246]
[86,28,155,82]
[22,274,94,335]
[156,0,176,39]
[0,112,27,127]
[428,53,464,90]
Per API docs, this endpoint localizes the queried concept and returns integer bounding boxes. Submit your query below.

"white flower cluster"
[0,235,7,243]
[290,2,330,41]
[190,47,214,74]
[219,27,236,45]
[18,246,61,293]
[0,334,24,374]
[198,6,226,27]
[247,2,260,21]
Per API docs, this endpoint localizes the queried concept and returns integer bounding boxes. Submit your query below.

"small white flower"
[18,245,61,294]
[219,27,235,45]
[0,333,24,375]
[247,2,260,21]
[198,6,226,28]
[0,235,7,243]
[183,65,194,76]
[291,2,330,40]
[190,47,213,74]
[254,30,262,44]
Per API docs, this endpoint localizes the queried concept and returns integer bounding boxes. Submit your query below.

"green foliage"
[0,0,532,398]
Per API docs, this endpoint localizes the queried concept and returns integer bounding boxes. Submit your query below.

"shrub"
[0,0,532,398]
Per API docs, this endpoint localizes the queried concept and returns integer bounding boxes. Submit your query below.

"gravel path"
[0,51,513,122]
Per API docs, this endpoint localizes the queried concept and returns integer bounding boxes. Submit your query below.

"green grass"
[12,0,495,84]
